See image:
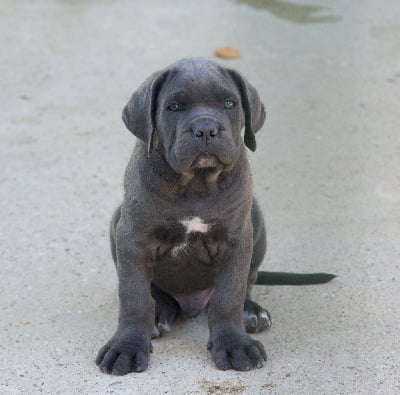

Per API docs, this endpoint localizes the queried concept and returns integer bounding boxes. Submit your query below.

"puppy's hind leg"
[151,285,180,338]
[244,199,272,333]
[109,205,122,266]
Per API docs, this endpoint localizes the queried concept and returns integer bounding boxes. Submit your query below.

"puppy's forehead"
[172,58,221,74]
[164,58,237,96]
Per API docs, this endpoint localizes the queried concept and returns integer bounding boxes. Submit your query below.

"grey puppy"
[96,58,334,375]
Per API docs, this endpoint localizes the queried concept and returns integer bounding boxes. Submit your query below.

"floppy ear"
[122,70,168,155]
[227,69,266,152]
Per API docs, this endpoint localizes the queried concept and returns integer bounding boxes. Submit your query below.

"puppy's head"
[122,58,266,174]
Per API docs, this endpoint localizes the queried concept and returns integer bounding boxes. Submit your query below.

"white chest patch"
[180,217,209,234]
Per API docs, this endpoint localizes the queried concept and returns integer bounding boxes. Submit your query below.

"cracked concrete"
[1,0,399,393]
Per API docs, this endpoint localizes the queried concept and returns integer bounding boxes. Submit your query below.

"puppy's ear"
[122,70,168,155]
[227,69,266,152]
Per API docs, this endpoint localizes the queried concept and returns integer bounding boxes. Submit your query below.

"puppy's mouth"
[180,153,234,184]
[191,154,222,169]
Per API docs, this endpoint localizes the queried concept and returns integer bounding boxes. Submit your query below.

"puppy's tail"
[255,271,336,285]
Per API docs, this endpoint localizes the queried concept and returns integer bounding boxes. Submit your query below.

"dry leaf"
[214,46,240,59]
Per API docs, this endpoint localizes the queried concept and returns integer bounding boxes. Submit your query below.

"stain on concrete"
[235,0,341,24]
[199,380,245,394]
[15,136,38,145]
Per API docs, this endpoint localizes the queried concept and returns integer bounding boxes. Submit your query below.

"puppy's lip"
[192,154,221,169]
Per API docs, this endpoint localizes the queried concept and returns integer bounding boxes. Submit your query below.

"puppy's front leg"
[96,219,154,375]
[207,223,267,371]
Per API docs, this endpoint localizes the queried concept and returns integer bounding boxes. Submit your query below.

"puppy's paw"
[96,329,152,375]
[243,299,272,333]
[152,321,172,338]
[208,332,267,371]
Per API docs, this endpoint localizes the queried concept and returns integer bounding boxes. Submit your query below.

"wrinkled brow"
[163,90,187,102]
[163,87,240,104]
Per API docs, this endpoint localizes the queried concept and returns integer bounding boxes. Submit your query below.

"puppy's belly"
[173,288,215,318]
[152,257,214,310]
[153,250,216,317]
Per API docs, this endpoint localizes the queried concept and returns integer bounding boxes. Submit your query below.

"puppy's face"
[155,62,244,173]
[122,58,266,175]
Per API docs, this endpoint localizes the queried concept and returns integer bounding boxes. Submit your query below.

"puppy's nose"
[191,127,219,138]
[190,120,220,144]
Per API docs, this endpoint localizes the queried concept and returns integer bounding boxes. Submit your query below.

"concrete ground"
[1,0,399,394]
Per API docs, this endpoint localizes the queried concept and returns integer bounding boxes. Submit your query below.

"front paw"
[96,329,152,375]
[208,332,267,371]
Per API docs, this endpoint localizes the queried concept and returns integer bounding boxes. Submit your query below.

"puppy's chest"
[152,216,228,262]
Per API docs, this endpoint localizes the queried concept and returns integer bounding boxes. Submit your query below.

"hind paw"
[243,299,272,333]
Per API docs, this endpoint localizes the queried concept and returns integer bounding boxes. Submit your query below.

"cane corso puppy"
[96,58,334,375]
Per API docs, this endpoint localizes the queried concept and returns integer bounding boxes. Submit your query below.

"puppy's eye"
[167,103,181,112]
[224,100,235,109]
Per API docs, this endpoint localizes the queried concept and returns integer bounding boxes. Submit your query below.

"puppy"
[96,58,334,375]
